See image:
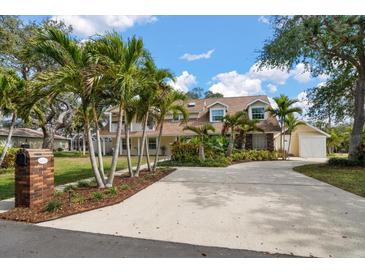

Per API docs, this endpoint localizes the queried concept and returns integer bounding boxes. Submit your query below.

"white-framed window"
[121,139,132,150]
[210,108,225,122]
[251,107,265,120]
[148,137,157,150]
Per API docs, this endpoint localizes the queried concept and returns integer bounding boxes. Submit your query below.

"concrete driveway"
[39,161,365,258]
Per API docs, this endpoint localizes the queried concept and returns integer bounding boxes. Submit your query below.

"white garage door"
[299,134,326,158]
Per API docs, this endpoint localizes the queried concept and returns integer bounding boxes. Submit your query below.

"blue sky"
[21,15,326,110]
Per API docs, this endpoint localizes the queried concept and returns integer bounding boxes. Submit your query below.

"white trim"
[275,121,330,138]
[206,101,229,109]
[250,106,266,120]
[246,99,269,108]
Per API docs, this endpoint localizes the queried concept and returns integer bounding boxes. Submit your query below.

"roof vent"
[187,102,196,107]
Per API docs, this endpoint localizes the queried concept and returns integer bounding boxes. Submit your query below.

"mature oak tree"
[259,16,365,160]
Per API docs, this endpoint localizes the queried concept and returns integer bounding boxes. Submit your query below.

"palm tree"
[153,89,188,171]
[236,112,264,149]
[285,113,305,159]
[0,69,24,167]
[327,129,343,154]
[95,32,147,184]
[34,26,105,187]
[183,124,216,161]
[221,111,245,156]
[267,94,302,159]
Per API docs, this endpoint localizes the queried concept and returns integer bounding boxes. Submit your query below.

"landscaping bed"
[294,164,365,198]
[0,168,175,223]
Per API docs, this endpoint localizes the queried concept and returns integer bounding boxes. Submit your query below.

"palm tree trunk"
[85,116,104,188]
[93,108,106,183]
[106,104,123,186]
[135,112,149,177]
[0,112,16,167]
[199,144,205,161]
[153,122,164,171]
[226,127,234,156]
[82,129,86,156]
[280,119,285,160]
[144,137,151,171]
[288,133,292,159]
[124,123,133,177]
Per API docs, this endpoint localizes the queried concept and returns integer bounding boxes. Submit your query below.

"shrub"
[120,184,131,190]
[53,190,63,198]
[106,187,118,196]
[171,142,199,162]
[0,146,17,169]
[328,157,365,167]
[92,191,104,201]
[77,180,91,188]
[71,192,85,204]
[44,200,62,212]
[231,150,279,162]
[63,185,76,193]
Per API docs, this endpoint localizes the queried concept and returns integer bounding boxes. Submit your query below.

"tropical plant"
[284,113,305,158]
[221,111,245,156]
[267,94,302,159]
[236,112,264,149]
[153,89,188,171]
[183,123,216,160]
[33,26,105,187]
[327,129,344,154]
[0,69,24,167]
[96,32,148,180]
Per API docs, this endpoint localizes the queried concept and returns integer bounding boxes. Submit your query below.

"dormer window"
[210,108,225,122]
[187,102,196,107]
[251,107,265,120]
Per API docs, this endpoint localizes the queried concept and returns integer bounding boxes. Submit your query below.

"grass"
[0,156,142,200]
[294,164,365,198]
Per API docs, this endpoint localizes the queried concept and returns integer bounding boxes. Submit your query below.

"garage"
[299,134,327,158]
[275,122,330,158]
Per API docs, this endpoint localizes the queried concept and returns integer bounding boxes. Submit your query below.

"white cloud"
[51,15,157,37]
[267,83,277,93]
[294,91,312,118]
[169,71,197,92]
[258,16,270,25]
[248,63,291,85]
[180,49,215,61]
[209,71,262,97]
[291,63,312,83]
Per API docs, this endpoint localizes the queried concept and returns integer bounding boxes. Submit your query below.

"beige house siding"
[0,136,69,150]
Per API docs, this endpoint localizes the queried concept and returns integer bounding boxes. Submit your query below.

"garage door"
[299,134,326,158]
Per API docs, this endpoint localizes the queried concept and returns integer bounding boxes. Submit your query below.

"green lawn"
[294,164,365,198]
[0,156,142,200]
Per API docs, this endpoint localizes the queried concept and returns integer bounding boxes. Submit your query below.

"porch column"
[266,133,274,151]
[102,138,106,155]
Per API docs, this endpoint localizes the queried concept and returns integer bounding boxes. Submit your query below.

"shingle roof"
[102,95,281,137]
[0,128,69,140]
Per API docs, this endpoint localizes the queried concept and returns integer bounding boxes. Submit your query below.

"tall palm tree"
[183,124,216,161]
[236,112,264,149]
[221,111,245,156]
[0,69,24,167]
[153,89,188,171]
[267,94,302,159]
[34,26,105,187]
[95,32,147,184]
[285,113,305,158]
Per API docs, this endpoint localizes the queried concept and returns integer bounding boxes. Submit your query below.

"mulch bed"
[0,168,175,223]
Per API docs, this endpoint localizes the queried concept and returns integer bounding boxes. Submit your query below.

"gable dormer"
[246,99,269,120]
[207,101,228,122]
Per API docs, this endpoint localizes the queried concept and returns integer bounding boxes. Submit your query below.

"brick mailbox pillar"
[15,149,54,208]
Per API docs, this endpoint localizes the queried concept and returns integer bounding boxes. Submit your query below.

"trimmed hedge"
[231,150,279,161]
[328,157,365,167]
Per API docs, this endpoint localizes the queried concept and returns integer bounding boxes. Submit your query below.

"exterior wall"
[0,136,69,150]
[274,124,327,156]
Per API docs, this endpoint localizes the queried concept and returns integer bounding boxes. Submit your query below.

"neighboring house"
[0,128,70,150]
[100,95,328,158]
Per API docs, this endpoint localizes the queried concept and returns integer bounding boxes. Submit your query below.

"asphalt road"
[0,220,296,258]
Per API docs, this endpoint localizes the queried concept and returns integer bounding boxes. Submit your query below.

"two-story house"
[99,95,329,158]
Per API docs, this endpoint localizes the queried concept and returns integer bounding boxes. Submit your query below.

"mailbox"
[15,149,54,208]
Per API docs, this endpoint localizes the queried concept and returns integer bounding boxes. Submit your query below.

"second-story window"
[210,109,225,122]
[251,107,265,120]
